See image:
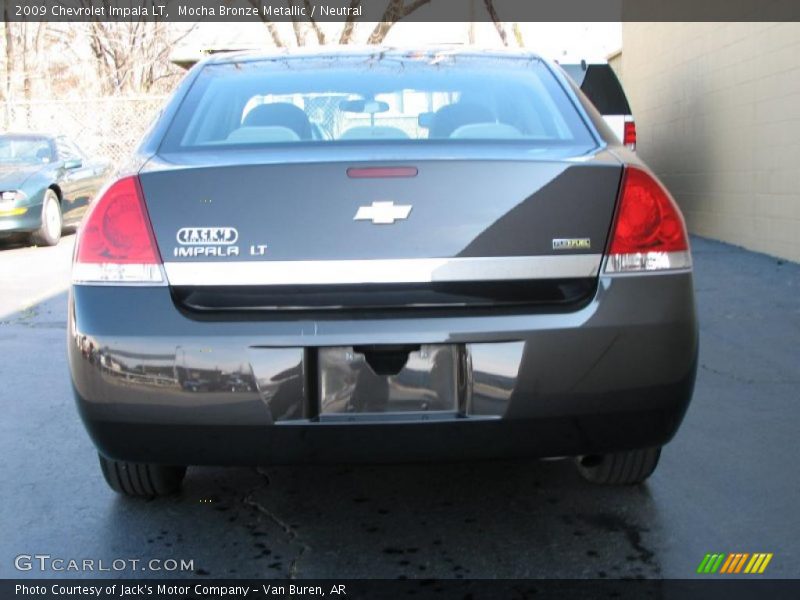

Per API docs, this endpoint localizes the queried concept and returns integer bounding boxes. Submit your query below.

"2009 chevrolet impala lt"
[68,48,697,496]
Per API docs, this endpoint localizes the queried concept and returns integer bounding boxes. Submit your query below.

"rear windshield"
[161,55,595,151]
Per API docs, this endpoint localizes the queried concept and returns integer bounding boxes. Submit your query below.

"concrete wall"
[607,49,623,80]
[621,23,800,262]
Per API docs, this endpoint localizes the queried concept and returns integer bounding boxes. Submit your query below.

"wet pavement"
[0,236,798,579]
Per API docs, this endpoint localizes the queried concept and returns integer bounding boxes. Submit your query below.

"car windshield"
[162,54,595,151]
[0,135,53,164]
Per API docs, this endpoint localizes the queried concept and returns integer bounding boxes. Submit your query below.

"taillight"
[72,176,164,285]
[623,118,636,150]
[604,167,691,274]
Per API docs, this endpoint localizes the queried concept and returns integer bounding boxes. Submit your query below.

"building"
[619,23,800,262]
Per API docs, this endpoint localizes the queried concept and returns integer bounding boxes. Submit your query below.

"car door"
[55,137,101,225]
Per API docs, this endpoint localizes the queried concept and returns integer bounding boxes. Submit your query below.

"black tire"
[98,454,186,497]
[576,447,661,485]
[30,189,62,246]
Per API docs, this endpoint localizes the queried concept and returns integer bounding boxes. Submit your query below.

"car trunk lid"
[138,155,622,311]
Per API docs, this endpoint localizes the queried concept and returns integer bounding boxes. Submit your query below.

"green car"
[0,133,111,246]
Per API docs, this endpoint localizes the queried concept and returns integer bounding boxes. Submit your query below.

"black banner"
[3,0,800,23]
[5,579,800,600]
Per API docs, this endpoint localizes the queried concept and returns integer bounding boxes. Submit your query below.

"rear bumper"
[68,272,698,465]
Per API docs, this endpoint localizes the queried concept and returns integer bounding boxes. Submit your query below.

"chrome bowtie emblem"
[353,201,412,225]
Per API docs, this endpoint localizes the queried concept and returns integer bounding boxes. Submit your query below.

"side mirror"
[64,158,83,169]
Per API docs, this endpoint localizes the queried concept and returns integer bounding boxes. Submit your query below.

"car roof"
[203,45,547,67]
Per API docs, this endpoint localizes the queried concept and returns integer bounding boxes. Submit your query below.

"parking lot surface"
[0,236,797,579]
[0,234,74,319]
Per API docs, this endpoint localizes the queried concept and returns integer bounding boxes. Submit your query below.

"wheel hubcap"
[44,198,60,238]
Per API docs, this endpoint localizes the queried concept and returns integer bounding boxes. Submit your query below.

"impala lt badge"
[174,227,240,258]
[354,201,412,225]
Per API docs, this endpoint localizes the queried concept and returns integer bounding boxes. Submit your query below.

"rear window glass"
[161,55,594,151]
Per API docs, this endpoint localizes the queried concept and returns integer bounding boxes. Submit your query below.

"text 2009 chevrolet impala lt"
[68,49,697,496]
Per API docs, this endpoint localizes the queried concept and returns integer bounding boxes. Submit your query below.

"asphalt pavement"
[0,235,798,580]
[0,234,74,319]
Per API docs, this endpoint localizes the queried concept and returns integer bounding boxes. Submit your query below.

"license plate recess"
[319,344,461,417]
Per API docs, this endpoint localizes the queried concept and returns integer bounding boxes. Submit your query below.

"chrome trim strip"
[163,255,603,286]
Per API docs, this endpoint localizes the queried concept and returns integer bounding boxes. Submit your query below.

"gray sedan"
[67,48,697,497]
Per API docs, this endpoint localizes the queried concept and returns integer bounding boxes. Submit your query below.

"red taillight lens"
[605,167,691,273]
[623,120,636,150]
[73,176,164,284]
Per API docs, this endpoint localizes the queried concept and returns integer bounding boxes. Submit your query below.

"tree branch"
[288,0,307,46]
[248,0,287,47]
[367,0,431,44]
[483,0,508,46]
[338,0,362,44]
[303,0,326,44]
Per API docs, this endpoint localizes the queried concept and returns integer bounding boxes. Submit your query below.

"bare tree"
[467,0,476,44]
[2,17,12,104]
[21,26,31,102]
[2,18,12,127]
[338,0,362,44]
[249,0,432,48]
[1,21,52,127]
[366,0,433,44]
[82,1,195,94]
[483,0,508,46]
[512,22,524,48]
[303,0,327,44]
[261,18,288,48]
[288,0,308,46]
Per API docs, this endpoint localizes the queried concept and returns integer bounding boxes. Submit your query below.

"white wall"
[622,22,800,262]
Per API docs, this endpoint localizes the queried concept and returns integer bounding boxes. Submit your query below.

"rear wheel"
[31,189,62,246]
[98,454,186,497]
[576,447,661,485]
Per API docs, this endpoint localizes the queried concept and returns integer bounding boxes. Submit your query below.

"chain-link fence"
[2,91,450,159]
[2,96,168,164]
